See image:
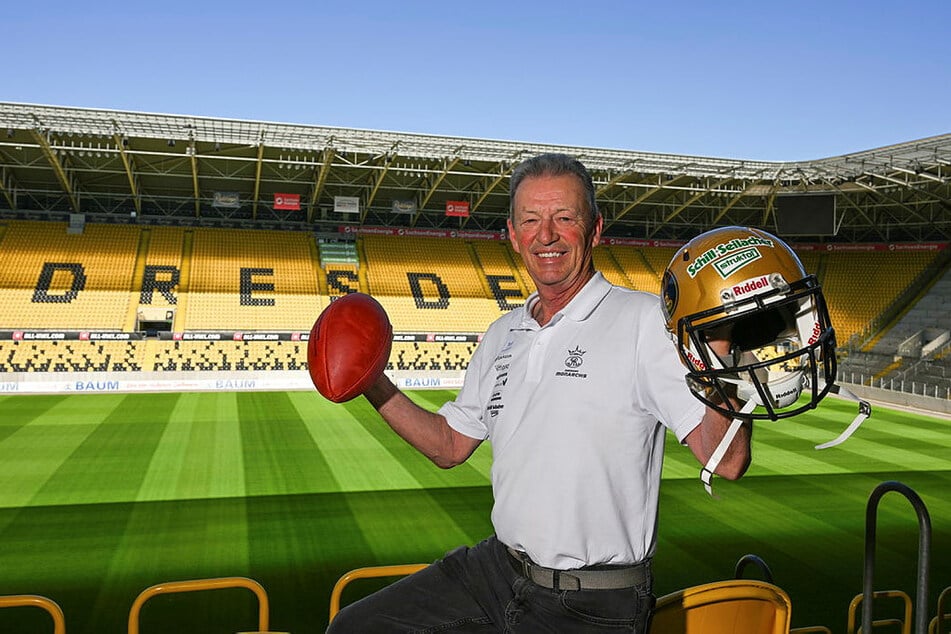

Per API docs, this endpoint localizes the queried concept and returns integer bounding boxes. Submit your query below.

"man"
[327,153,750,633]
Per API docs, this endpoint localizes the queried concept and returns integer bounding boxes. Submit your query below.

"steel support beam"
[113,131,141,216]
[29,127,79,212]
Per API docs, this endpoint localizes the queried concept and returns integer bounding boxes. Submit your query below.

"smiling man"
[327,153,749,633]
[507,167,602,324]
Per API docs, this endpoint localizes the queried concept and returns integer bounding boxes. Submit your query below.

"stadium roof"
[1,101,949,242]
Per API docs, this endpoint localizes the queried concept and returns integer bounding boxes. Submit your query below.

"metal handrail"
[0,594,66,634]
[734,553,775,584]
[863,481,932,634]
[127,576,270,634]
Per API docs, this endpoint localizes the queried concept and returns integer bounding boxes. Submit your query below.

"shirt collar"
[520,272,611,327]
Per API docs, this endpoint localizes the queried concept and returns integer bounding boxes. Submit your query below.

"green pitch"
[0,390,948,633]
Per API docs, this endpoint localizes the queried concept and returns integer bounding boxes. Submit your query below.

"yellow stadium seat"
[820,250,938,345]
[0,220,140,330]
[328,564,428,624]
[648,579,792,634]
[185,227,322,331]
[127,576,275,634]
[846,589,912,634]
[0,594,65,634]
[928,585,950,634]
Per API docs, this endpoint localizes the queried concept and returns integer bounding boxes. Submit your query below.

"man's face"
[507,173,602,294]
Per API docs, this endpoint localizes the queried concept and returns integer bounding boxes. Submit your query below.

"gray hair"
[508,153,599,222]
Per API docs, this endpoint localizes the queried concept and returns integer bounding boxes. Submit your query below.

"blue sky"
[6,0,949,161]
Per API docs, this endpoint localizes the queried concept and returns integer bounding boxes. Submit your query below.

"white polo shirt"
[439,273,704,569]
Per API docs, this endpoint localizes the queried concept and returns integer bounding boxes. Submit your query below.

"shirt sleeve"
[635,298,706,442]
[437,326,498,440]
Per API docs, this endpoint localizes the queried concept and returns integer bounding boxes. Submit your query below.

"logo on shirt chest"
[555,345,588,379]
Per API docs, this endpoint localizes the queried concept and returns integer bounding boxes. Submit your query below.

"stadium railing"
[127,576,275,634]
[0,594,66,634]
[929,585,950,634]
[327,563,428,624]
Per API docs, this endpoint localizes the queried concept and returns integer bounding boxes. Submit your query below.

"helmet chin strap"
[814,384,872,450]
[700,400,756,497]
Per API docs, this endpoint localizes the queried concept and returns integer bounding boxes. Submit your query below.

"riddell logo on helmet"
[773,386,800,401]
[732,276,771,297]
[685,347,707,370]
[808,321,822,345]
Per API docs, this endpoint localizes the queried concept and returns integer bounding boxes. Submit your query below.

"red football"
[307,293,393,403]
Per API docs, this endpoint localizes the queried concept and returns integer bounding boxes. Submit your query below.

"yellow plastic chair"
[328,563,428,623]
[648,579,792,634]
[128,576,278,634]
[929,586,950,634]
[847,589,913,634]
[0,594,66,634]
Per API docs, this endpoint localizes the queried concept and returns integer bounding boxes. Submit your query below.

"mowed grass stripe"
[137,392,247,502]
[244,491,379,634]
[654,475,876,630]
[344,487,492,565]
[241,487,494,633]
[0,396,108,509]
[787,423,951,472]
[0,394,70,443]
[0,500,144,633]
[237,391,342,496]
[655,469,939,598]
[85,496,252,634]
[28,393,180,507]
[340,395,491,489]
[760,400,951,465]
[661,398,951,479]
[288,390,422,492]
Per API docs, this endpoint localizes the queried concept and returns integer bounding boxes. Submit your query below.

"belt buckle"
[509,548,534,580]
[520,557,533,580]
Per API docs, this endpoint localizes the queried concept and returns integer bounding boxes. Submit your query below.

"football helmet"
[661,226,836,421]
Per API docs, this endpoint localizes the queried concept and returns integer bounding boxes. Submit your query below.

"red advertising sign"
[274,193,301,211]
[445,200,470,217]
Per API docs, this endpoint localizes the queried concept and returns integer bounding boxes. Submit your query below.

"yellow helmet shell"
[662,226,807,334]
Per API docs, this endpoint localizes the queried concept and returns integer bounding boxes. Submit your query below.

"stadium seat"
[328,563,428,624]
[821,250,938,345]
[648,579,792,634]
[127,576,275,634]
[846,589,913,634]
[733,553,775,583]
[185,227,322,331]
[0,220,140,330]
[593,246,634,288]
[0,594,65,634]
[929,585,950,634]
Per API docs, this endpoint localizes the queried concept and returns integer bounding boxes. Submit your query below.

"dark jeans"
[326,536,654,633]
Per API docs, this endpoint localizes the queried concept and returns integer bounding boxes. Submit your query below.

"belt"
[506,547,649,591]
